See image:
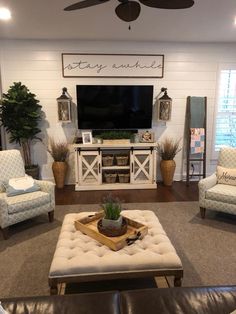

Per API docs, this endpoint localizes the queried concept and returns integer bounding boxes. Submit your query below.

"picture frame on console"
[140,131,155,143]
[82,131,92,144]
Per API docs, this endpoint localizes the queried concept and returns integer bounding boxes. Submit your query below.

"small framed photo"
[140,131,155,143]
[82,131,92,144]
[157,99,172,121]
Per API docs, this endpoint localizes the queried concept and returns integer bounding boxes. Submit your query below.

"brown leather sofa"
[1,286,236,314]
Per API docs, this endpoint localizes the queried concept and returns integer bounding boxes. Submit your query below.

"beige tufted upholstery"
[0,149,55,239]
[49,210,183,292]
[198,147,236,218]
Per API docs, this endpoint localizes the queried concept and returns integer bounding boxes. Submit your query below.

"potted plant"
[157,137,182,186]
[98,131,134,144]
[101,194,123,229]
[48,137,69,188]
[0,82,42,178]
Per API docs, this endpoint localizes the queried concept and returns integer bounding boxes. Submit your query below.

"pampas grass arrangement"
[157,137,182,160]
[48,137,69,162]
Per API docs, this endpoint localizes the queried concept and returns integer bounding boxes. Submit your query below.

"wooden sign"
[62,53,164,78]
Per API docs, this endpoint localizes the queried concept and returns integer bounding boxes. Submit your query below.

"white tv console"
[74,142,157,191]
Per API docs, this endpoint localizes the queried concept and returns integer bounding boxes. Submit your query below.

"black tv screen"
[77,85,153,130]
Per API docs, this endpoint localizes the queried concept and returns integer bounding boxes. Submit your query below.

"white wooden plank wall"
[0,40,236,183]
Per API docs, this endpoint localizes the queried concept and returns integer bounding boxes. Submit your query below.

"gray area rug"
[0,202,236,298]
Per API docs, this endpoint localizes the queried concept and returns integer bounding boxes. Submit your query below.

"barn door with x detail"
[78,151,102,186]
[130,150,153,184]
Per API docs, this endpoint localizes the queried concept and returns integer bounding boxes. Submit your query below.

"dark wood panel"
[55,182,199,205]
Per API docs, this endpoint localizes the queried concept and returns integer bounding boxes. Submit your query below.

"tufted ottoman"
[48,210,183,294]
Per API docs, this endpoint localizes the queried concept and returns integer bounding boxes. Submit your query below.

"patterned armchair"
[198,147,236,218]
[0,149,55,239]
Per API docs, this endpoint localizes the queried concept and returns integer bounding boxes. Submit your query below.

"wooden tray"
[74,212,148,251]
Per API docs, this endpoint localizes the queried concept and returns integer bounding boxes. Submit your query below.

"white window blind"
[214,68,236,151]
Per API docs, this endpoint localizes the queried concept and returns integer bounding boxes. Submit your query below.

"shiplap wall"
[0,39,236,183]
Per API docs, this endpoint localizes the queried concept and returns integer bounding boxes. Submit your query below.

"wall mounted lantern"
[157,87,172,122]
[57,87,71,123]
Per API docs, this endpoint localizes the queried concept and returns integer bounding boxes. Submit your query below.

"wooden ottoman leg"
[174,276,182,287]
[200,207,206,219]
[49,279,58,295]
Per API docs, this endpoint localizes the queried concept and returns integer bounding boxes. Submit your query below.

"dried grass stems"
[48,137,69,162]
[157,137,182,160]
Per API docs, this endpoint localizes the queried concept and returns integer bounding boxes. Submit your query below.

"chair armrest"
[35,180,55,209]
[198,173,217,206]
[0,193,9,228]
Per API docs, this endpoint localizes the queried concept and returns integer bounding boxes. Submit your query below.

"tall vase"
[160,160,176,186]
[52,161,68,188]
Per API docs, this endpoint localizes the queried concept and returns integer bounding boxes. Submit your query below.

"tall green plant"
[0,82,42,166]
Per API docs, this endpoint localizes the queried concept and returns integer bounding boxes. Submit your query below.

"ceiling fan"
[64,0,194,23]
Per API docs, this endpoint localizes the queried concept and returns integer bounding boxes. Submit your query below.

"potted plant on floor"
[48,137,69,188]
[157,137,182,186]
[0,82,42,179]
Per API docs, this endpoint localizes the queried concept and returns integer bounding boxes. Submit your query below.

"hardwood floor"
[55,181,199,205]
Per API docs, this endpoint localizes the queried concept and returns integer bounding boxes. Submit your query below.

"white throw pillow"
[217,166,236,186]
[5,176,40,197]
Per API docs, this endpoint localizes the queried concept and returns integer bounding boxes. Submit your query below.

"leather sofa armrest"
[120,286,236,314]
[1,291,120,314]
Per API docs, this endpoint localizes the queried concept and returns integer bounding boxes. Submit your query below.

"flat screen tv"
[76,85,153,130]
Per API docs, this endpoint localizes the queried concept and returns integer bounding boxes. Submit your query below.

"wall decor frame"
[82,131,92,144]
[62,53,164,78]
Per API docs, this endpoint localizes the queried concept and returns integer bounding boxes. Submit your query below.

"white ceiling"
[0,0,236,42]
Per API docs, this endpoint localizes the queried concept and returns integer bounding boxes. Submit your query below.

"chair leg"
[200,207,206,219]
[1,227,9,240]
[48,211,54,223]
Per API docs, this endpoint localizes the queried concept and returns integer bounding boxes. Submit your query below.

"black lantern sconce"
[57,87,72,123]
[157,87,172,122]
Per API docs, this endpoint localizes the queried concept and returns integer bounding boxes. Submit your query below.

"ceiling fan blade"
[115,1,141,22]
[64,0,110,11]
[139,0,194,9]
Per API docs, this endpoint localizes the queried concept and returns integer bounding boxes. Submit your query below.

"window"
[214,66,236,153]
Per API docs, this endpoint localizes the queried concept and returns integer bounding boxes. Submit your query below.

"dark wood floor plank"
[55,182,199,205]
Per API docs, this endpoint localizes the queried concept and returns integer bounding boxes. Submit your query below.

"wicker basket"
[102,156,114,167]
[118,173,130,183]
[104,173,117,183]
[116,156,129,166]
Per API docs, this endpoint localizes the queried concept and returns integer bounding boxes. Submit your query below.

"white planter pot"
[102,216,122,229]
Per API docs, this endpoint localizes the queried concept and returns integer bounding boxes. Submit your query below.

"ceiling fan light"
[0,7,11,20]
[115,1,141,22]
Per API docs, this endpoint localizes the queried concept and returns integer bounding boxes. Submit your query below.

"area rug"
[0,202,236,298]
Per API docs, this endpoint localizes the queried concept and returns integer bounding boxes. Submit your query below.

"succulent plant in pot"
[157,137,182,186]
[101,194,123,229]
[48,137,69,188]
